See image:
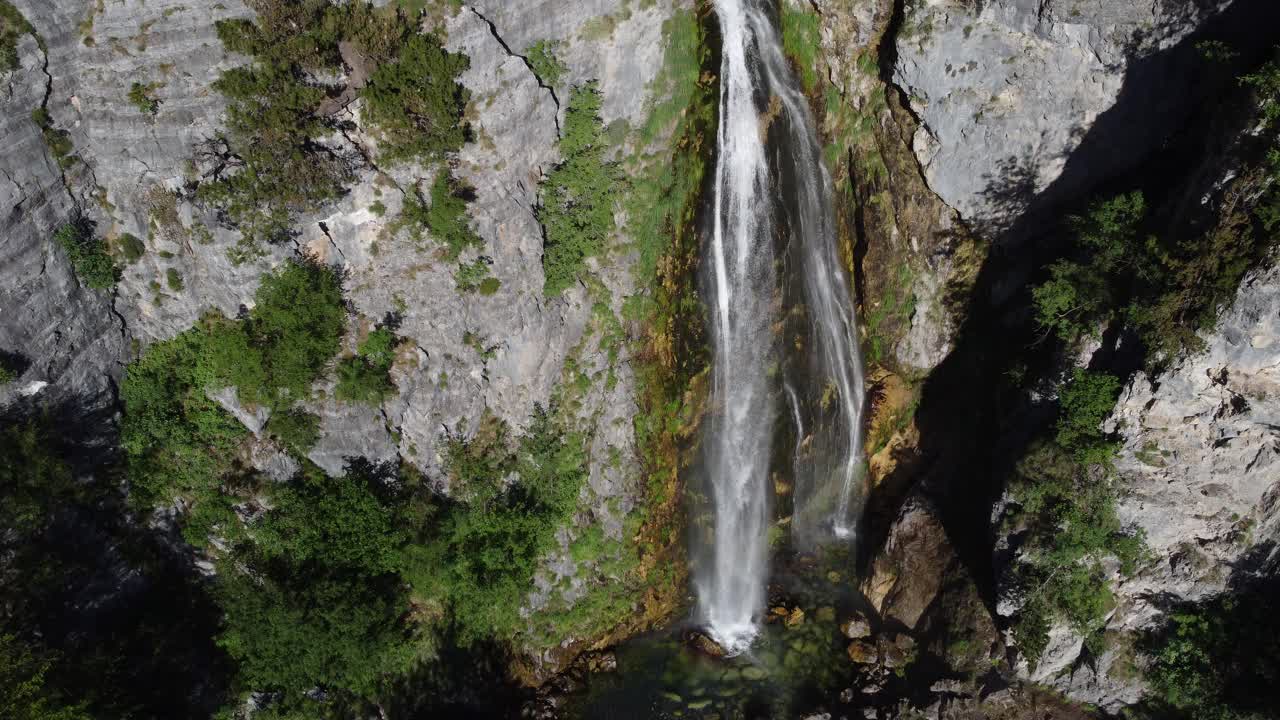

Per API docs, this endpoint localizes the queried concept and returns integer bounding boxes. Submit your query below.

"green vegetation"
[1140,583,1280,720]
[455,257,500,295]
[30,107,75,168]
[538,83,619,296]
[526,40,567,87]
[335,326,399,405]
[54,220,117,289]
[116,232,145,263]
[1031,192,1149,344]
[0,355,17,383]
[1033,64,1280,363]
[1007,369,1145,667]
[0,0,36,71]
[779,3,822,93]
[0,634,90,720]
[863,261,917,367]
[203,1,469,251]
[122,259,344,530]
[127,81,162,115]
[411,405,588,640]
[215,460,413,700]
[360,32,471,163]
[165,267,184,291]
[403,170,483,260]
[264,406,321,453]
[2,419,229,718]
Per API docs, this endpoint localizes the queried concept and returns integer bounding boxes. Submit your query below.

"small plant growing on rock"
[54,219,118,289]
[116,233,145,263]
[128,81,162,115]
[0,0,37,71]
[525,40,567,88]
[335,326,398,406]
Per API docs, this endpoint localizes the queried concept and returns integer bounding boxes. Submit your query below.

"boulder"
[847,640,878,665]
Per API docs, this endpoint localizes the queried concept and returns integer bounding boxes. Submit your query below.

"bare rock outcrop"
[891,0,1276,241]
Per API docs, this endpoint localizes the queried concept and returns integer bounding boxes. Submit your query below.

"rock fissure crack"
[467,6,562,133]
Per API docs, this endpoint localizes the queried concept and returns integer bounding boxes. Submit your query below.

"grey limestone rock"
[0,32,122,415]
[892,0,1242,240]
[1016,262,1280,710]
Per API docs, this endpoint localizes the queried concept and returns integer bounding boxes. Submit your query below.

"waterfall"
[697,0,866,653]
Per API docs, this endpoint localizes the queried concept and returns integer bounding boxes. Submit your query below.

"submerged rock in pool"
[841,615,872,639]
[785,607,806,627]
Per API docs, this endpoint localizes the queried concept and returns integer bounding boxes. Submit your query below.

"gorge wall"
[2,0,1279,717]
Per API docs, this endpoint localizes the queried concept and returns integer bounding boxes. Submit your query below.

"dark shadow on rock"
[1130,551,1280,719]
[381,621,530,719]
[1,395,231,719]
[858,0,1280,626]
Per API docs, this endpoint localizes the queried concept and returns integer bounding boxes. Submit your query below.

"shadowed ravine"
[696,0,867,654]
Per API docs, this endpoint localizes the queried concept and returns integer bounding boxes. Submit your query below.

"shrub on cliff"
[537,83,619,296]
[204,1,469,251]
[54,220,117,289]
[122,259,345,531]
[408,405,588,641]
[1008,369,1145,666]
[360,32,471,163]
[0,1,36,71]
[335,326,398,406]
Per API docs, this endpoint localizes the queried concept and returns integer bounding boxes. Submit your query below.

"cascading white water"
[698,0,776,654]
[698,0,866,652]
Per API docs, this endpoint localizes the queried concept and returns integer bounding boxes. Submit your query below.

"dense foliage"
[361,32,471,163]
[215,462,413,700]
[54,220,117,289]
[1140,583,1280,720]
[1007,370,1145,666]
[335,326,399,405]
[122,259,344,533]
[202,1,469,252]
[1033,62,1280,363]
[538,83,619,296]
[1010,57,1280,672]
[408,406,589,641]
[1,420,229,718]
[401,169,484,260]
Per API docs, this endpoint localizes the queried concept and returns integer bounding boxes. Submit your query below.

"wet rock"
[582,649,617,674]
[741,666,766,681]
[839,687,854,703]
[767,605,790,624]
[879,634,915,669]
[685,630,726,659]
[846,640,878,664]
[840,614,872,639]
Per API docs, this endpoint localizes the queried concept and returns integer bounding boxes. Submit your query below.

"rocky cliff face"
[0,0,693,679]
[0,30,122,417]
[892,0,1239,239]
[820,0,1280,713]
[1015,262,1280,710]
